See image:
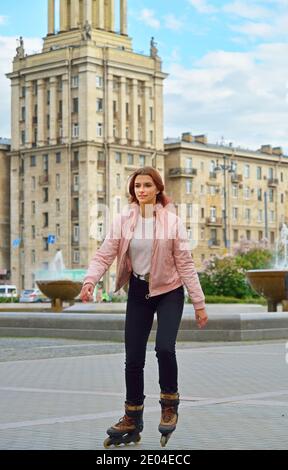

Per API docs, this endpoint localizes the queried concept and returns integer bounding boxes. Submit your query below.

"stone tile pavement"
[0,338,287,450]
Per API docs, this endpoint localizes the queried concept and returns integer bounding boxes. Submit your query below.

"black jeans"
[125,274,184,405]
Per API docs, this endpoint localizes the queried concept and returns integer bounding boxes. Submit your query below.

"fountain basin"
[246,270,288,312]
[36,280,83,312]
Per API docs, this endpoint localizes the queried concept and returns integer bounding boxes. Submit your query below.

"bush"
[199,246,273,299]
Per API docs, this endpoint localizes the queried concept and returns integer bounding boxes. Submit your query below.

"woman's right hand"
[80,283,94,303]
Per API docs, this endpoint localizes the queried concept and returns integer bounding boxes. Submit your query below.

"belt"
[133,272,150,282]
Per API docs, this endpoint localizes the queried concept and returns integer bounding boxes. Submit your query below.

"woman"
[80,167,208,448]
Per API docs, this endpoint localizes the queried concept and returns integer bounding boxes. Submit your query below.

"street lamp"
[214,155,236,250]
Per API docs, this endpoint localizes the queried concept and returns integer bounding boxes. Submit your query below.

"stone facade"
[0,139,11,284]
[164,134,288,268]
[6,0,166,291]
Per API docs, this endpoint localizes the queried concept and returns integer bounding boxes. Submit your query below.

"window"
[269,210,275,222]
[209,185,216,195]
[244,186,250,199]
[281,172,284,182]
[43,212,49,228]
[127,153,134,165]
[31,201,36,215]
[200,185,205,195]
[139,155,146,167]
[210,206,216,222]
[126,103,130,117]
[72,123,79,138]
[244,164,250,178]
[56,224,61,238]
[201,229,205,241]
[56,152,61,163]
[73,151,79,163]
[268,167,274,179]
[73,225,79,242]
[116,174,121,189]
[115,152,122,164]
[96,98,103,112]
[138,105,142,120]
[21,131,25,145]
[201,162,204,172]
[232,185,238,198]
[150,106,153,121]
[71,76,79,88]
[281,193,284,203]
[73,175,79,191]
[43,187,49,202]
[31,250,36,264]
[210,160,216,172]
[257,188,262,201]
[73,97,79,113]
[30,155,36,167]
[258,231,263,242]
[232,207,238,220]
[187,204,193,219]
[96,123,103,137]
[257,166,262,180]
[150,130,153,145]
[43,154,49,172]
[245,208,251,222]
[258,209,263,222]
[138,127,142,141]
[186,179,192,194]
[233,229,238,242]
[270,232,275,244]
[269,188,274,203]
[47,90,50,105]
[32,225,35,239]
[56,199,60,213]
[73,250,80,263]
[56,174,60,190]
[246,230,251,241]
[116,198,121,214]
[185,158,193,169]
[201,208,205,219]
[32,176,36,190]
[21,106,26,121]
[98,151,105,162]
[96,76,103,88]
[187,227,193,240]
[43,237,49,251]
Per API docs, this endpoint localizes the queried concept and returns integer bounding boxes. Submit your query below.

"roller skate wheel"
[103,437,112,448]
[160,434,171,447]
[135,434,141,444]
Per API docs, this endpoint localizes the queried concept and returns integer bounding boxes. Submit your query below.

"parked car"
[19,289,49,303]
[0,285,18,299]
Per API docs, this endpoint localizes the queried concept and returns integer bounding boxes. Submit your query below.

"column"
[143,82,150,147]
[84,0,93,24]
[119,76,127,145]
[97,0,104,29]
[154,78,163,150]
[107,74,114,143]
[25,81,33,148]
[108,0,115,32]
[71,0,80,29]
[49,77,58,145]
[37,79,45,147]
[131,79,138,146]
[11,79,20,151]
[48,0,55,35]
[60,0,68,31]
[62,74,69,144]
[120,0,127,35]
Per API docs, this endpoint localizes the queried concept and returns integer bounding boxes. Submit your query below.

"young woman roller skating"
[80,167,208,448]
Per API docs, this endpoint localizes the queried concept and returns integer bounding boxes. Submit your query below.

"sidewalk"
[0,337,287,450]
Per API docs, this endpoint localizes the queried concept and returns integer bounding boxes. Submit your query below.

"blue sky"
[1,0,288,152]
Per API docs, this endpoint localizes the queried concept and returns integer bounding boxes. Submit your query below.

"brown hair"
[128,167,171,206]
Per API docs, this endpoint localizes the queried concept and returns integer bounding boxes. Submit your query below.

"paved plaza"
[0,337,287,450]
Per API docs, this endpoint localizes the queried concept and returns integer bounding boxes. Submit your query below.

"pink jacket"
[84,203,205,311]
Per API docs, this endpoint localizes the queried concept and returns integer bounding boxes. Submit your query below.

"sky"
[0,0,288,153]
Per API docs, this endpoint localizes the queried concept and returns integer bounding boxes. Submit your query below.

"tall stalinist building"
[7,0,167,291]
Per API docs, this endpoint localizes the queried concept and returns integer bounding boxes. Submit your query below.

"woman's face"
[134,175,159,206]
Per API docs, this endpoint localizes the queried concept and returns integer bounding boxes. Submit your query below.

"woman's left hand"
[195,308,208,329]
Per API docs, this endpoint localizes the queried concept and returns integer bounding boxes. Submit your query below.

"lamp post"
[214,154,236,250]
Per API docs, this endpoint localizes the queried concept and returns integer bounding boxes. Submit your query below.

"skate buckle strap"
[160,392,180,401]
[125,403,144,412]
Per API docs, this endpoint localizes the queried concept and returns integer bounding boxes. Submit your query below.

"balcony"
[268,178,278,187]
[231,174,243,184]
[208,239,221,247]
[39,174,50,186]
[169,167,197,178]
[205,217,223,226]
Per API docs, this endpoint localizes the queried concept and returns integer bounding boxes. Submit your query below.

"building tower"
[7,0,167,291]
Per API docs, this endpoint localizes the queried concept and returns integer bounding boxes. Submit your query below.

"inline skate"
[103,402,144,448]
[158,392,179,447]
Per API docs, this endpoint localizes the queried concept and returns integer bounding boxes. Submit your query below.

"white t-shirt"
[129,214,154,275]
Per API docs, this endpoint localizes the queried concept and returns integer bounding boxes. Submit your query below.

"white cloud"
[138,9,160,29]
[164,14,183,31]
[0,36,42,138]
[223,1,270,19]
[230,21,274,38]
[188,0,218,14]
[164,44,288,153]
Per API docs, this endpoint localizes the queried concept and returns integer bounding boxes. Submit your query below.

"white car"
[0,285,18,299]
[19,289,48,303]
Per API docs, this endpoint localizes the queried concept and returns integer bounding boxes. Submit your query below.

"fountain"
[246,224,288,312]
[35,250,85,312]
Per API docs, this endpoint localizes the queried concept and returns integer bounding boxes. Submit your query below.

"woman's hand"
[195,307,208,329]
[80,283,94,303]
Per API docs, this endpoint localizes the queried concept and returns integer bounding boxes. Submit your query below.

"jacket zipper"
[146,215,156,299]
